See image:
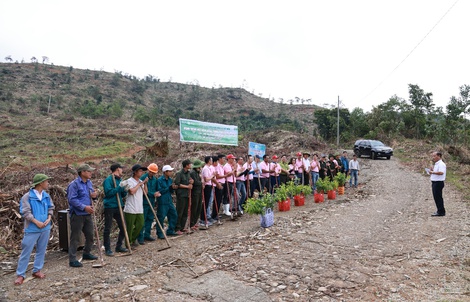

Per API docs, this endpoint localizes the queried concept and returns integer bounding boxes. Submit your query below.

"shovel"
[143,194,171,251]
[89,190,105,268]
[112,175,132,256]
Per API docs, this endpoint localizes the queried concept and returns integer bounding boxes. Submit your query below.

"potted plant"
[274,184,291,211]
[334,172,349,195]
[294,185,312,206]
[327,179,338,200]
[314,178,328,203]
[244,193,275,228]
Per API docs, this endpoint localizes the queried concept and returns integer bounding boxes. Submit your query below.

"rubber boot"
[223,204,231,216]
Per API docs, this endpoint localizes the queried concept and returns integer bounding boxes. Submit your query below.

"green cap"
[77,164,96,173]
[192,159,204,168]
[32,174,52,187]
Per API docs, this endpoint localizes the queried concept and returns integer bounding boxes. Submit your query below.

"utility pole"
[337,96,340,147]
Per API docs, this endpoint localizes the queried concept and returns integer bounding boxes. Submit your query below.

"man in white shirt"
[430,152,446,217]
[123,164,148,246]
[349,155,360,188]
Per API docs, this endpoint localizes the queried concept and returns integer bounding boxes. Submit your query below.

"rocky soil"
[1,156,469,302]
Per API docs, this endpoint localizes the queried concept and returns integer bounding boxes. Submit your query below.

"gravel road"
[1,156,469,302]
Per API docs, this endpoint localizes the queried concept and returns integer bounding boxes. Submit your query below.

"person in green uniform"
[189,159,203,230]
[156,165,178,238]
[102,163,129,256]
[138,163,161,243]
[174,160,194,234]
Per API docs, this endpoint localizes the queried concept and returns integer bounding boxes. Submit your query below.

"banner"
[179,118,238,146]
[248,142,266,157]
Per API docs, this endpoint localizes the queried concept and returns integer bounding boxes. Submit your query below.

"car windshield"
[370,141,385,147]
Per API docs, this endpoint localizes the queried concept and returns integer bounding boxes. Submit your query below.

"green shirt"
[140,172,158,206]
[174,169,192,198]
[102,175,127,209]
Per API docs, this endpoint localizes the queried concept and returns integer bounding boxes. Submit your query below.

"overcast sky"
[1,0,468,112]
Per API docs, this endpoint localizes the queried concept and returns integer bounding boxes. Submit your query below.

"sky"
[1,0,468,112]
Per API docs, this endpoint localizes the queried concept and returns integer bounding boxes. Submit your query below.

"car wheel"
[386,156,391,160]
[371,151,376,160]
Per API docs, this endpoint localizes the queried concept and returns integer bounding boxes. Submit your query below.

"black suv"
[354,140,393,160]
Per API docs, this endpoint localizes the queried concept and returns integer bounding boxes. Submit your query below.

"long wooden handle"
[144,194,170,247]
[112,175,132,253]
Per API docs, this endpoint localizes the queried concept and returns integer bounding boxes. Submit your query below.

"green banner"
[179,118,238,146]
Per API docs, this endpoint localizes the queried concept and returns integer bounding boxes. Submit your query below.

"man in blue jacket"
[15,174,55,285]
[67,164,98,267]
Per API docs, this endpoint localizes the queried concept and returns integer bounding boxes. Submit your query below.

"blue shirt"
[340,157,349,172]
[67,177,95,216]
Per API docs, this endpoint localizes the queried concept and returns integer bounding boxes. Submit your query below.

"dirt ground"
[1,156,469,302]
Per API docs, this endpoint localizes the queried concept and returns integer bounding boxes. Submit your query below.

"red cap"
[272,155,278,160]
[226,154,236,159]
[296,152,302,157]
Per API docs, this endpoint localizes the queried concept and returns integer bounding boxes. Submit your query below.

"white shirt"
[124,177,144,214]
[33,189,43,200]
[349,159,360,170]
[430,159,446,181]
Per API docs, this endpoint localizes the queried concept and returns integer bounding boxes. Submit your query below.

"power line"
[361,0,460,101]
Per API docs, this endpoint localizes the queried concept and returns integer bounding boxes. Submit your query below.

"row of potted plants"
[244,173,350,228]
[243,181,313,216]
[314,172,350,202]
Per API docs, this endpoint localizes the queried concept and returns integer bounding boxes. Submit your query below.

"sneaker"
[69,260,83,267]
[144,236,156,241]
[138,241,145,245]
[207,218,215,224]
[115,246,129,253]
[82,253,98,260]
[105,250,114,257]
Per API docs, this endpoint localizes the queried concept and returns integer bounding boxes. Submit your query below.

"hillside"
[0,62,329,251]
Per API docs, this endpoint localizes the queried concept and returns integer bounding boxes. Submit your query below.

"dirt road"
[1,156,469,301]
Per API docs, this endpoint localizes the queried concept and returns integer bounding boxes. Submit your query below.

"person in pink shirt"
[259,155,271,194]
[223,154,236,215]
[201,156,214,226]
[269,155,281,193]
[210,156,223,221]
[216,154,231,216]
[295,152,304,184]
[310,153,320,192]
[244,155,254,198]
[235,157,247,214]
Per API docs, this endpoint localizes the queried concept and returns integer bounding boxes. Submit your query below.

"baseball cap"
[272,155,278,160]
[255,155,261,159]
[162,165,174,172]
[296,152,302,157]
[226,154,236,159]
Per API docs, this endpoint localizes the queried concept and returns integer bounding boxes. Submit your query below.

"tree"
[4,55,13,62]
[42,56,49,64]
[445,85,470,145]
[406,84,434,138]
[31,56,37,63]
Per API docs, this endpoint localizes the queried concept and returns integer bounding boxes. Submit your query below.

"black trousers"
[103,207,125,250]
[432,181,445,214]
